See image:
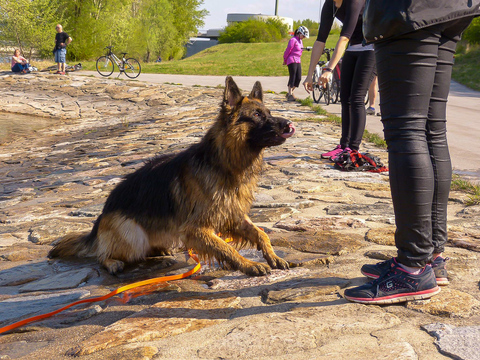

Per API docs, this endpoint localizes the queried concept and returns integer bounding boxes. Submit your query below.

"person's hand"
[303,75,313,94]
[320,71,333,88]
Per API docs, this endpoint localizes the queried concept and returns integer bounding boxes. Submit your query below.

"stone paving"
[0,73,479,360]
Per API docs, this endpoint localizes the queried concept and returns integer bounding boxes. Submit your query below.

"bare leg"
[368,75,378,108]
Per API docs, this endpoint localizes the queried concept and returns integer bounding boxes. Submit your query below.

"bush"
[463,17,480,45]
[219,18,288,43]
[293,19,319,37]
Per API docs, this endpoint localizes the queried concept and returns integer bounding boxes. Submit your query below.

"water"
[0,112,57,144]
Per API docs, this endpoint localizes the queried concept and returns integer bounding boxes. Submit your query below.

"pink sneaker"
[321,145,343,159]
[331,147,352,162]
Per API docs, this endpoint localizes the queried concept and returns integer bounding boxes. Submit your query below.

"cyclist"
[303,0,376,161]
[283,26,309,101]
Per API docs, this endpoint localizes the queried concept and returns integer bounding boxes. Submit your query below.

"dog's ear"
[223,76,243,109]
[249,81,263,103]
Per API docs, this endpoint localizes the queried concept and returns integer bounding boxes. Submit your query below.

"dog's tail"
[48,233,93,258]
[48,217,99,259]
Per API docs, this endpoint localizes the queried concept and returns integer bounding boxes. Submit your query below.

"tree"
[0,0,62,60]
[293,19,320,37]
[219,18,288,44]
[463,17,480,45]
[1,0,207,61]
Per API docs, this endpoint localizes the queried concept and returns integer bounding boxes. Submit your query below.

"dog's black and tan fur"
[48,76,295,276]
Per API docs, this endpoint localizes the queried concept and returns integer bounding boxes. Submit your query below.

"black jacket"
[363,0,480,43]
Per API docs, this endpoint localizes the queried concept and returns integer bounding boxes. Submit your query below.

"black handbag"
[363,0,480,43]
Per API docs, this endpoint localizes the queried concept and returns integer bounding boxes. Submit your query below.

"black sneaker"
[344,262,440,305]
[361,257,396,279]
[362,257,449,286]
[431,256,449,286]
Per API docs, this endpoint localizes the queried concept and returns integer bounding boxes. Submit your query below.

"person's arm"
[283,38,294,65]
[66,36,72,45]
[303,1,334,93]
[303,40,326,93]
[319,0,363,86]
[319,36,349,86]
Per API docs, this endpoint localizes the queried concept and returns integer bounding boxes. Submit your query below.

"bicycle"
[312,48,341,105]
[96,46,141,79]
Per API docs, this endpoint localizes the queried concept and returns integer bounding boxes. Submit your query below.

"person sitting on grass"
[11,49,30,73]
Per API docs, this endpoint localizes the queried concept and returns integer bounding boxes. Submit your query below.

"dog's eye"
[254,111,262,118]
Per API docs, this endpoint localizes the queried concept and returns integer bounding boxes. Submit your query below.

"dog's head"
[220,76,295,151]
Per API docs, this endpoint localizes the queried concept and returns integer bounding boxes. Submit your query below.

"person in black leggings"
[303,0,376,161]
[344,1,479,304]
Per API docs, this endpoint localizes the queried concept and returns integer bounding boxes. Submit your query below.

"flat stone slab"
[207,267,311,291]
[448,231,480,252]
[249,207,298,222]
[18,268,97,293]
[344,181,390,192]
[0,289,90,325]
[274,216,366,231]
[0,262,50,286]
[0,234,20,248]
[406,288,480,318]
[366,227,396,246]
[325,202,394,216]
[271,230,366,256]
[262,276,350,304]
[422,323,480,360]
[195,304,401,359]
[67,293,241,356]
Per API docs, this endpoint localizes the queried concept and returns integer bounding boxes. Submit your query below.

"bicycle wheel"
[331,79,339,104]
[324,83,330,106]
[124,58,141,79]
[312,70,323,103]
[96,56,114,77]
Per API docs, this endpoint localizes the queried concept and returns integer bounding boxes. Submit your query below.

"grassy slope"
[452,46,480,91]
[1,35,477,91]
[78,36,339,76]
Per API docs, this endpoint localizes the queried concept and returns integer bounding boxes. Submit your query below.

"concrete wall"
[185,39,218,58]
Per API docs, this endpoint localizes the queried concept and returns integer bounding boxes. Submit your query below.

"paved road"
[80,71,480,182]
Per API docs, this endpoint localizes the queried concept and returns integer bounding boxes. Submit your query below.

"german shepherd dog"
[48,77,295,276]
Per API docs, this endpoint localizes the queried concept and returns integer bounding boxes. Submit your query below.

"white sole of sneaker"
[436,278,449,286]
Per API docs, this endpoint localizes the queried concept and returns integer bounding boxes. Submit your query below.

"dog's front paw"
[242,261,271,276]
[268,256,290,270]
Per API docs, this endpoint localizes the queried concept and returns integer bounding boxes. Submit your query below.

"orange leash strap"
[0,250,202,334]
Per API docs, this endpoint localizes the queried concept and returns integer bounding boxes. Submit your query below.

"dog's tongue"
[281,123,296,138]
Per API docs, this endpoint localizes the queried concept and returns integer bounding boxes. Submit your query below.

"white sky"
[199,0,325,30]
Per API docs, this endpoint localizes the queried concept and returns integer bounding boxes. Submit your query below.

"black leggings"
[287,63,302,88]
[339,50,376,150]
[375,17,473,267]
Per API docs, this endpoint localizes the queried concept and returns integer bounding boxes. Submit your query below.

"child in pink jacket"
[283,26,309,101]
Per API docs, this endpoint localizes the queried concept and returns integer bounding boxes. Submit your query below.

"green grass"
[452,45,480,91]
[451,174,480,205]
[297,96,387,148]
[78,36,339,76]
